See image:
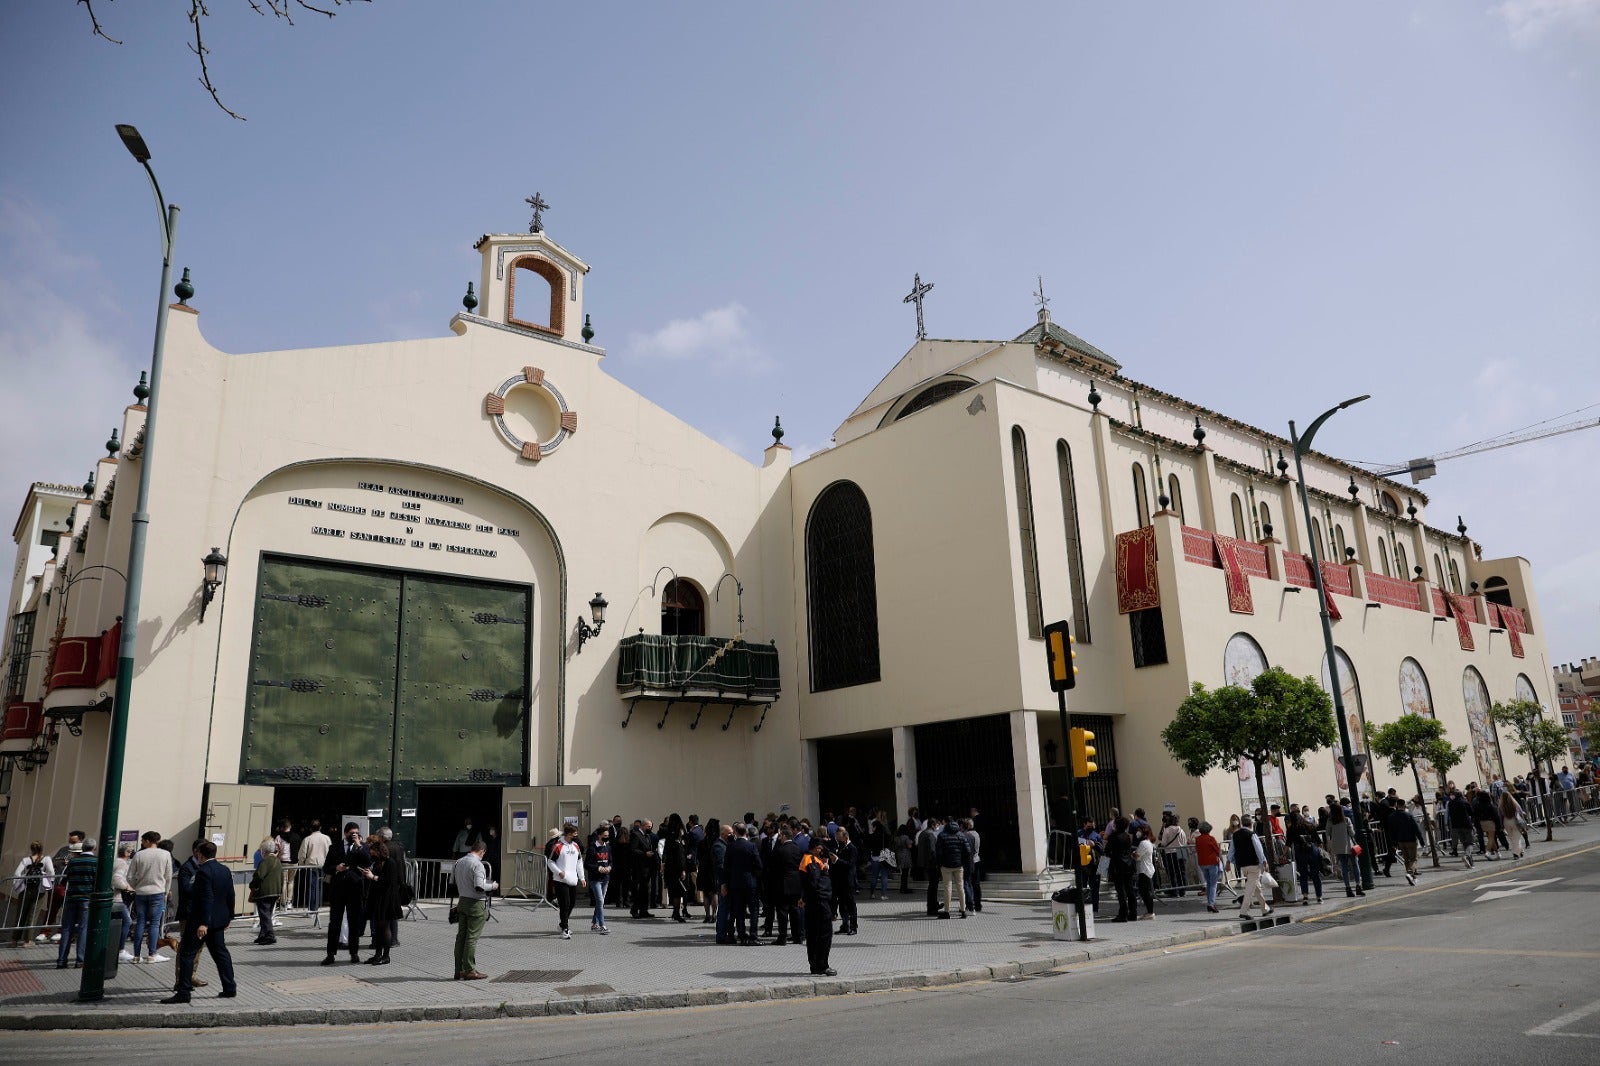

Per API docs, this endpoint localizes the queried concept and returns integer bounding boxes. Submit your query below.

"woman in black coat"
[663,814,689,923]
[362,837,403,965]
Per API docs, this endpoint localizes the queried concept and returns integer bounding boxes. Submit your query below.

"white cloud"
[1493,0,1600,47]
[0,197,142,527]
[624,303,769,371]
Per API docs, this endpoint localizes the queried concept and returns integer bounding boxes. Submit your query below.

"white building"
[0,220,1559,891]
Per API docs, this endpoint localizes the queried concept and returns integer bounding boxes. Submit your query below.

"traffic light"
[1069,726,1097,777]
[1044,620,1078,692]
[1078,842,1095,869]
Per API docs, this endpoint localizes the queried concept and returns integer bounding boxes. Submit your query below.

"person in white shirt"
[298,821,332,911]
[1232,816,1272,919]
[127,831,175,962]
[545,823,586,939]
[10,842,53,945]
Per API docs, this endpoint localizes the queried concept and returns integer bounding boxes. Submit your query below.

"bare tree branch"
[188,0,247,121]
[77,0,124,44]
[79,0,371,120]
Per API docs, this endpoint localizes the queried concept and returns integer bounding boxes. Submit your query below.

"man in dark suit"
[771,826,805,946]
[322,822,370,964]
[722,823,763,945]
[758,821,780,937]
[161,841,237,1003]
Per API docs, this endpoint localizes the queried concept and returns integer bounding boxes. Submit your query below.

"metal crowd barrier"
[505,849,552,905]
[1,872,57,943]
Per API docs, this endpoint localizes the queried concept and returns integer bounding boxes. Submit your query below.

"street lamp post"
[80,124,179,1001]
[1289,395,1377,892]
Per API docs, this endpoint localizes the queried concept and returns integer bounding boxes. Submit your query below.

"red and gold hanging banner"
[1116,526,1160,615]
[1212,534,1255,615]
[1500,606,1526,659]
[1445,593,1476,652]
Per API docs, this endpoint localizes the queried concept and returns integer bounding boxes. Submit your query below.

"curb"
[0,924,1239,1031]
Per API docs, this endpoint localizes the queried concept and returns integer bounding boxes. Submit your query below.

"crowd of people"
[5,771,1593,999]
[1065,768,1592,924]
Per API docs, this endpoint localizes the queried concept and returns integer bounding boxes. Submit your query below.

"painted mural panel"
[1398,657,1443,792]
[1321,647,1374,798]
[1224,633,1285,812]
[1462,666,1504,784]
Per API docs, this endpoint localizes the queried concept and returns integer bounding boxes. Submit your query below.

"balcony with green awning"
[615,633,780,703]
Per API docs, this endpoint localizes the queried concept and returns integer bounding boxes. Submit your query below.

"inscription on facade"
[285,481,518,559]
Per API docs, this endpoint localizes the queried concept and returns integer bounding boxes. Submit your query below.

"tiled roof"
[1012,319,1122,369]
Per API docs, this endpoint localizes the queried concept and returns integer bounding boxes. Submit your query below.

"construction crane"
[1365,412,1600,484]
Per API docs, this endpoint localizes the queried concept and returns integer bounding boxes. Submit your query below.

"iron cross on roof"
[903,273,934,340]
[525,192,550,234]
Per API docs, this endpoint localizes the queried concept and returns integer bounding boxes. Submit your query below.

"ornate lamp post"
[80,124,180,1001]
[1290,395,1377,891]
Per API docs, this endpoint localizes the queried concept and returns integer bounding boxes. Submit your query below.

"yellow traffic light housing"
[1078,842,1095,868]
[1069,726,1097,777]
[1044,620,1079,692]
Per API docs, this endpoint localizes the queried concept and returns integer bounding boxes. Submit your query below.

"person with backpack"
[9,841,53,945]
[1104,817,1137,922]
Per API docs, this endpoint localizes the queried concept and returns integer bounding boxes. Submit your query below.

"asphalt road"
[21,843,1599,1065]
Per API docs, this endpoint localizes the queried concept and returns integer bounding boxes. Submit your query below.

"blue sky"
[1,1,1597,664]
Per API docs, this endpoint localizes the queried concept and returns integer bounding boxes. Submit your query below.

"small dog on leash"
[158,935,180,951]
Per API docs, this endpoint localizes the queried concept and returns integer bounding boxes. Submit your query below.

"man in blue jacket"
[162,841,237,1003]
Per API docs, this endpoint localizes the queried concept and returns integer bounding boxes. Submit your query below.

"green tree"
[1366,713,1465,867]
[1161,667,1336,871]
[1488,698,1570,842]
[1580,716,1600,760]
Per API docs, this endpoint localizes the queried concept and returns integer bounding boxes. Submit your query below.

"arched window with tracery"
[806,481,881,692]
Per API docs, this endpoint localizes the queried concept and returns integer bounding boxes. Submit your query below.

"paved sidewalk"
[3,818,1595,1030]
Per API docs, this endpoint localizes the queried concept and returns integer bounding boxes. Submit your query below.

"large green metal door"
[243,560,400,783]
[397,576,530,784]
[242,558,530,824]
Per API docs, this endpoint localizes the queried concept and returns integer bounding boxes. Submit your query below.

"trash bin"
[1049,887,1094,941]
[102,910,127,980]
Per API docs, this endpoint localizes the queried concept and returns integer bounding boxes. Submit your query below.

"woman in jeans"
[1325,805,1364,898]
[584,826,613,933]
[1133,825,1157,920]
[1192,822,1223,913]
[545,824,585,939]
[1286,811,1323,905]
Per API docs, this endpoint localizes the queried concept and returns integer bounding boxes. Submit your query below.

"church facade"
[0,220,1557,886]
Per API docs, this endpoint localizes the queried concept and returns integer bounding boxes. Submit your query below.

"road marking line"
[1302,842,1600,923]
[1475,877,1562,901]
[1240,942,1600,960]
[1528,997,1600,1037]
